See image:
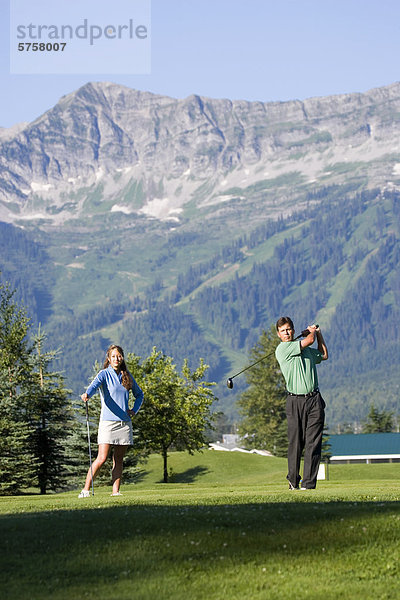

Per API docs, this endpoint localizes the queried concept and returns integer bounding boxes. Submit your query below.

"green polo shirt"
[275,340,322,394]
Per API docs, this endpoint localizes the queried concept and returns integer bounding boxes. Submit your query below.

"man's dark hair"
[276,316,294,331]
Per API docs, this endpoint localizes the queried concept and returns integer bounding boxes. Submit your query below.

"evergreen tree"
[237,326,288,456]
[0,280,75,494]
[0,372,37,494]
[362,404,395,433]
[0,280,33,390]
[0,281,36,494]
[321,426,331,460]
[127,348,216,482]
[27,327,75,494]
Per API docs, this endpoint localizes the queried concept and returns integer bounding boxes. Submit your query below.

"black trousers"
[285,391,325,489]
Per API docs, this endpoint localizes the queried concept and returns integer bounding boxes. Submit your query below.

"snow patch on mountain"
[138,197,183,220]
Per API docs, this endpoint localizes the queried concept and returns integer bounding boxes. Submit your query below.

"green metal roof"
[329,433,400,456]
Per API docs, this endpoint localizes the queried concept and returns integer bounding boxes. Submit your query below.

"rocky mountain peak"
[1,81,400,226]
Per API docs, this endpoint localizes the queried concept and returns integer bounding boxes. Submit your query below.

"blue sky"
[1,0,400,128]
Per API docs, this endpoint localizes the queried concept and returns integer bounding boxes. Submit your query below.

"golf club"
[85,401,95,496]
[226,325,319,389]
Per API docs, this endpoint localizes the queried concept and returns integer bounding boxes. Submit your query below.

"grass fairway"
[1,451,399,600]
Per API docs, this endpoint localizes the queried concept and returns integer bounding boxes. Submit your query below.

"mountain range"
[1,80,400,430]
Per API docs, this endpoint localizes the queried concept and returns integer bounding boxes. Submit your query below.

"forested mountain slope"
[1,81,400,428]
[2,185,399,428]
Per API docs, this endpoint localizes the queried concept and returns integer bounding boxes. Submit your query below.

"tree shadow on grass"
[1,499,398,600]
[126,468,150,485]
[166,465,210,483]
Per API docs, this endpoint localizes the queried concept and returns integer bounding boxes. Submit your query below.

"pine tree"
[0,281,37,493]
[0,372,37,494]
[321,426,331,460]
[362,404,395,433]
[0,279,75,495]
[237,326,288,456]
[27,326,75,494]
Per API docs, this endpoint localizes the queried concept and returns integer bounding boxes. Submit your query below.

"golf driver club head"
[227,378,234,389]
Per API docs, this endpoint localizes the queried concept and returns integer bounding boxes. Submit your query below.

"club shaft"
[230,351,275,379]
[229,331,305,380]
[85,402,95,496]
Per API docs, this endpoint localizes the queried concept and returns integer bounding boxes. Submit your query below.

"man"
[275,316,328,490]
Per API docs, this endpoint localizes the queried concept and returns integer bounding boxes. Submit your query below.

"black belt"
[287,388,319,398]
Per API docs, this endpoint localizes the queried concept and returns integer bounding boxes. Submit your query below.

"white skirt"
[97,420,133,445]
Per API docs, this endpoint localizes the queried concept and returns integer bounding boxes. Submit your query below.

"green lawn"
[1,452,399,600]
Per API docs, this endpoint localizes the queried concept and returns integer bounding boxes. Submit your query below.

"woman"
[78,344,144,497]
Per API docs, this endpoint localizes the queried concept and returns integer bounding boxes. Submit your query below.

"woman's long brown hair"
[103,344,132,390]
